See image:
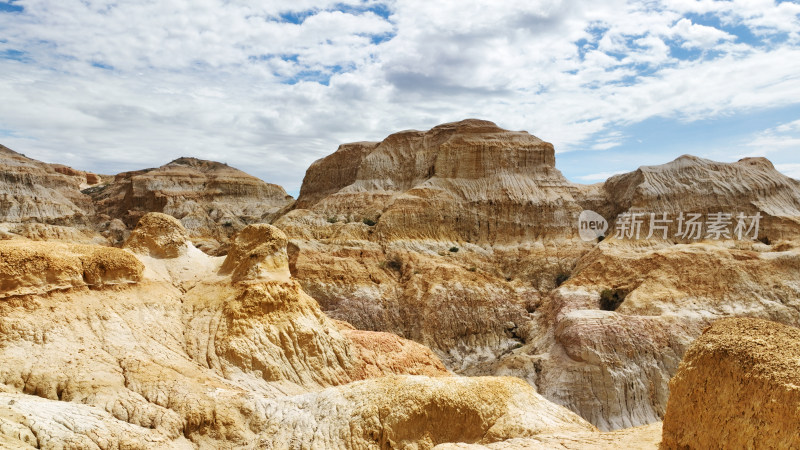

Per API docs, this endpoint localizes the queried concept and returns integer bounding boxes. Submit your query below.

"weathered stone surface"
[219,224,291,282]
[295,141,380,210]
[277,119,594,385]
[0,240,143,298]
[434,422,662,449]
[475,238,800,431]
[0,145,95,226]
[0,222,106,245]
[340,322,451,378]
[278,120,800,434]
[262,375,597,448]
[294,119,582,243]
[123,212,191,258]
[90,157,294,254]
[3,119,800,444]
[661,318,800,449]
[601,155,800,239]
[0,217,618,448]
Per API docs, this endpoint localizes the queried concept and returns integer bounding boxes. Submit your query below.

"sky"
[1,0,799,196]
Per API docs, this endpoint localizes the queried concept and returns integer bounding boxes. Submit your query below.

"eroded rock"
[661,318,800,449]
[91,157,294,254]
[0,240,143,298]
[219,224,291,282]
[0,145,95,227]
[124,212,190,258]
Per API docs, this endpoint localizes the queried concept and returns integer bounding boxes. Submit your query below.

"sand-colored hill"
[0,144,99,229]
[89,157,294,253]
[661,318,800,449]
[294,119,583,243]
[277,120,800,433]
[0,212,635,448]
[2,119,800,441]
[601,155,800,240]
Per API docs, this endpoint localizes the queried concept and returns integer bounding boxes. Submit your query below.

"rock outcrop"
[4,119,800,443]
[601,155,800,240]
[0,145,98,227]
[262,375,597,448]
[474,238,800,431]
[0,240,143,297]
[277,120,800,434]
[278,119,592,377]
[0,215,624,448]
[218,223,291,282]
[294,119,582,243]
[123,212,191,258]
[661,318,800,449]
[340,322,450,379]
[90,157,294,254]
[435,422,662,449]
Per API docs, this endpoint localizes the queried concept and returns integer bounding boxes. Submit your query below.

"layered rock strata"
[90,157,294,253]
[0,212,622,448]
[0,145,98,227]
[279,119,800,433]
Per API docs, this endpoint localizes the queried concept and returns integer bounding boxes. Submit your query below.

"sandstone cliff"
[278,119,592,374]
[475,237,800,431]
[0,144,99,227]
[661,318,800,449]
[294,119,583,243]
[90,157,294,253]
[4,119,800,441]
[278,120,800,434]
[601,155,800,240]
[0,212,626,448]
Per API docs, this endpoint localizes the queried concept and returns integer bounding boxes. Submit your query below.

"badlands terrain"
[1,119,799,448]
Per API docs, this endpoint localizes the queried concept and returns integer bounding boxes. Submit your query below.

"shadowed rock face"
[0,145,98,227]
[90,157,294,254]
[0,212,615,449]
[661,318,800,449]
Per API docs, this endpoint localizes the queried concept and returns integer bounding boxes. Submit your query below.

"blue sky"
[1,0,799,195]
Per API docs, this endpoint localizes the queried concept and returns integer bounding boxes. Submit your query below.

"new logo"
[578,210,608,242]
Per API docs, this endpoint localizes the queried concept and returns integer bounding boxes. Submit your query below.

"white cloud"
[776,163,800,179]
[574,171,626,182]
[670,18,735,49]
[740,119,800,162]
[0,0,799,193]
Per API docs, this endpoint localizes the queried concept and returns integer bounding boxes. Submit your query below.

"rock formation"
[600,155,800,240]
[294,119,583,242]
[90,157,294,253]
[277,120,800,434]
[123,212,191,258]
[2,118,800,443]
[0,145,296,252]
[0,212,627,448]
[0,240,143,297]
[474,237,800,430]
[0,145,98,227]
[661,318,800,449]
[435,422,663,449]
[278,119,592,374]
